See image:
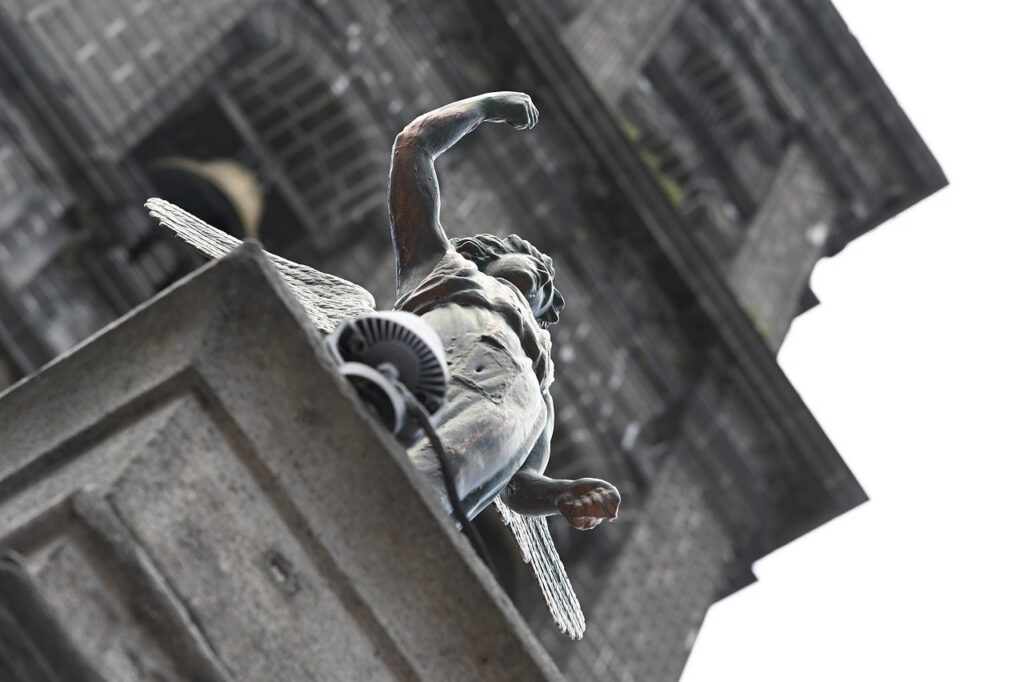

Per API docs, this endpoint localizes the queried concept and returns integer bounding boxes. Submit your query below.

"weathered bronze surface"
[388,93,620,530]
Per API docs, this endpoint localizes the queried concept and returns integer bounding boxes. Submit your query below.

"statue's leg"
[407,335,545,519]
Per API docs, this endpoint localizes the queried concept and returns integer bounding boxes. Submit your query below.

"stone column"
[729,145,836,349]
[559,456,734,682]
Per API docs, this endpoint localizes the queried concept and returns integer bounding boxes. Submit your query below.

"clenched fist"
[480,91,539,130]
[556,478,621,530]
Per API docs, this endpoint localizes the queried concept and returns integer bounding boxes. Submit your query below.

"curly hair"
[450,233,565,327]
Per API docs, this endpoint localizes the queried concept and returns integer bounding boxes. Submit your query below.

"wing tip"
[144,197,188,230]
[495,498,587,639]
[144,196,171,217]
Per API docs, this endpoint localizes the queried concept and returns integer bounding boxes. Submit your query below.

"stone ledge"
[0,243,563,681]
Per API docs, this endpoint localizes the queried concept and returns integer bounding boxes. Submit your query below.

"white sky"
[683,3,1024,680]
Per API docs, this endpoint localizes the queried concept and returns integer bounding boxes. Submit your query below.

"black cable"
[395,383,498,576]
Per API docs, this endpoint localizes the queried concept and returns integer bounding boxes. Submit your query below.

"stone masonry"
[0,245,563,682]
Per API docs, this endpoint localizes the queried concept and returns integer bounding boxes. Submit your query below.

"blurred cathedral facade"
[0,0,943,679]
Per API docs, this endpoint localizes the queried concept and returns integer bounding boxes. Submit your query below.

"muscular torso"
[397,250,554,515]
[395,249,554,393]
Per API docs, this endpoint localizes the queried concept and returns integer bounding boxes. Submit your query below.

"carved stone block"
[0,244,562,682]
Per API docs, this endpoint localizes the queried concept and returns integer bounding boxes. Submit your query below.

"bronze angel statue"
[147,92,620,639]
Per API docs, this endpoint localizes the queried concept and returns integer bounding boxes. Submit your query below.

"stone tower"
[0,1,944,679]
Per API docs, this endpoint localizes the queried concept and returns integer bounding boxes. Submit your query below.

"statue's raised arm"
[388,92,539,297]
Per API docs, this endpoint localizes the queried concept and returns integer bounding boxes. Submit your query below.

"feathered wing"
[145,198,376,331]
[494,497,586,639]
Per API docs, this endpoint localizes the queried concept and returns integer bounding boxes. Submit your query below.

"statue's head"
[451,234,565,327]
